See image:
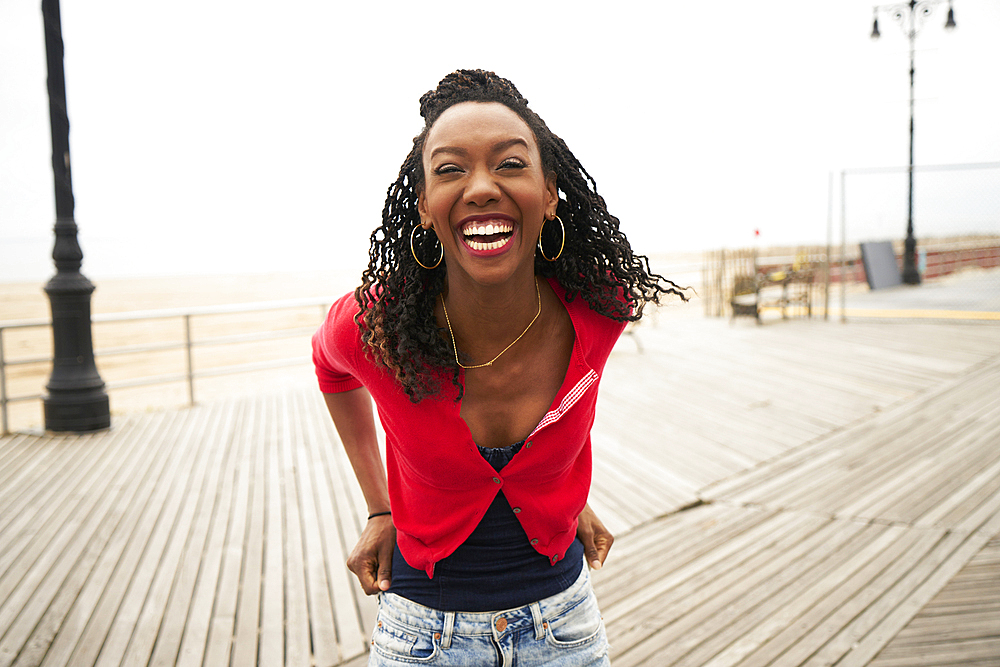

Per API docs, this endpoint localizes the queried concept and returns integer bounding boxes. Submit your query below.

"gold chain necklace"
[440,278,541,369]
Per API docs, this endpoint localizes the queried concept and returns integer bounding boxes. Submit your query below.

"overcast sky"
[2,0,998,282]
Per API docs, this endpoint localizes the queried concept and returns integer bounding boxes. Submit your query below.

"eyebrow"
[429,137,530,160]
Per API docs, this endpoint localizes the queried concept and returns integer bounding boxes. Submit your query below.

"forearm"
[323,388,390,514]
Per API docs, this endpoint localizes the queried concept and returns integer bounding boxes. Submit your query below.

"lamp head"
[945,5,956,29]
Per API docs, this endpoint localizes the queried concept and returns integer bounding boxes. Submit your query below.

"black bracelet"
[367,511,392,520]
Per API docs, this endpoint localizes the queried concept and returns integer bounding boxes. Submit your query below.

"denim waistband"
[377,557,592,648]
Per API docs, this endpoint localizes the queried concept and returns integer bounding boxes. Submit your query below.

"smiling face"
[418,102,558,287]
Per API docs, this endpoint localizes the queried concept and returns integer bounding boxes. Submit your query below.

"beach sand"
[0,269,365,433]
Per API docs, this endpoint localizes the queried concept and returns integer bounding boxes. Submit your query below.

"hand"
[577,503,613,570]
[347,514,396,595]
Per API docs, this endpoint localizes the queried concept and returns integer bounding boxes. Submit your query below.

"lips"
[460,216,516,253]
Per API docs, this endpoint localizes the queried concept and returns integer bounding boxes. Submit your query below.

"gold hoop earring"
[537,215,565,262]
[410,225,443,269]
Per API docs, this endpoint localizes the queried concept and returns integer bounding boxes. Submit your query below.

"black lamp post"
[41,0,110,432]
[870,0,957,285]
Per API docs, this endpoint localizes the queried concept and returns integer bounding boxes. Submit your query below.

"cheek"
[515,183,550,216]
[422,188,453,222]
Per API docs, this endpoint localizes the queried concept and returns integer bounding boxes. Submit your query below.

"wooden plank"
[955,484,1000,535]
[802,529,967,667]
[289,391,340,667]
[0,419,149,655]
[697,524,913,667]
[662,526,898,667]
[308,389,370,663]
[599,505,780,615]
[759,527,947,667]
[116,403,226,667]
[836,512,1000,667]
[892,433,1000,527]
[602,508,809,656]
[0,427,122,584]
[278,392,312,667]
[0,416,167,667]
[729,525,928,667]
[609,513,869,666]
[260,395,285,667]
[705,357,1000,525]
[230,397,267,667]
[174,401,248,667]
[0,432,31,461]
[92,407,216,667]
[0,433,59,503]
[920,435,1000,529]
[147,400,237,667]
[202,398,257,667]
[868,639,1000,667]
[39,410,195,667]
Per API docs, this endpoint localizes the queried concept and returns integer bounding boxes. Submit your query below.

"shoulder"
[313,290,364,361]
[547,278,628,349]
[325,290,363,334]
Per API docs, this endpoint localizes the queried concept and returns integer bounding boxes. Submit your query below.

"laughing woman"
[313,69,685,666]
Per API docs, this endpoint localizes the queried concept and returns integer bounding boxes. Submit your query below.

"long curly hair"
[356,69,687,402]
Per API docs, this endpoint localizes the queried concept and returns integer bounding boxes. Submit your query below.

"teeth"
[464,222,512,237]
[466,236,510,251]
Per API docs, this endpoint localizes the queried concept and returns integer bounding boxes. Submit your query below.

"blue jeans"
[368,559,610,666]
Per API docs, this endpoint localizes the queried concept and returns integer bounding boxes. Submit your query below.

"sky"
[1,0,998,283]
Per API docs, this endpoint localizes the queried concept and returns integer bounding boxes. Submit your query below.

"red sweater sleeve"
[312,292,365,394]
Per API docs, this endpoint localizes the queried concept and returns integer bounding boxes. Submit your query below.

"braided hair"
[356,69,687,402]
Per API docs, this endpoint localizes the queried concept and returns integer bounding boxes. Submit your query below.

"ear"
[416,190,433,230]
[544,173,559,219]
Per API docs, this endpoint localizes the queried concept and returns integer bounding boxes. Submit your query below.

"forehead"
[423,102,539,156]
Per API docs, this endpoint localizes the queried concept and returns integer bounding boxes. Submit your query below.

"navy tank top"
[389,440,584,612]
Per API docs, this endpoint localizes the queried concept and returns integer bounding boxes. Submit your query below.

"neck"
[441,271,541,349]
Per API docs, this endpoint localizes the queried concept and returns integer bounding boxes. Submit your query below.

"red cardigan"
[312,278,627,578]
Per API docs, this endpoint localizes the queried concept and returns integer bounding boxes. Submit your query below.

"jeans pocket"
[545,589,606,650]
[371,615,439,663]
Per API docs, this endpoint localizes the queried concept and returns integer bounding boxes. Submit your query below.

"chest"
[459,308,575,449]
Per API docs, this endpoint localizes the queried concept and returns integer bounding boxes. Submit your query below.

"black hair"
[355,69,687,402]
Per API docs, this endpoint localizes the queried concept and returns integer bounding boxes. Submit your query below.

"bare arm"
[323,388,394,594]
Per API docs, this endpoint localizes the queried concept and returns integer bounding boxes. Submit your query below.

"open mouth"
[462,221,514,251]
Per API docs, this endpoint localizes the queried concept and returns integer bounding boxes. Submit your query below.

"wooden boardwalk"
[1,308,998,666]
[594,315,1000,665]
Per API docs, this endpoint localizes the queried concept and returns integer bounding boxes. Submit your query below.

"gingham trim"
[527,369,599,439]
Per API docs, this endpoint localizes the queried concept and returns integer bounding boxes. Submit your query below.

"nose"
[463,167,502,207]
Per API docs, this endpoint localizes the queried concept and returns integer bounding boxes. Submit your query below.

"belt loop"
[530,602,545,640]
[440,611,455,649]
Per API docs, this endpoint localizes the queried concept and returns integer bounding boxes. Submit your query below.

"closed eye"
[498,157,527,170]
[434,164,463,175]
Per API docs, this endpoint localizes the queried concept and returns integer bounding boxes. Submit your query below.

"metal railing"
[0,296,334,435]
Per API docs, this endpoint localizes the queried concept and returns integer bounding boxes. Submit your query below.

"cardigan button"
[525,441,532,448]
[512,507,522,514]
[493,477,501,484]
[530,538,539,545]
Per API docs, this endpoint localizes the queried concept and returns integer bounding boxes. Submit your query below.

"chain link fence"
[702,162,1000,323]
[836,161,1000,321]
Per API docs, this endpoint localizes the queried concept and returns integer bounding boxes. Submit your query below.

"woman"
[313,69,685,666]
